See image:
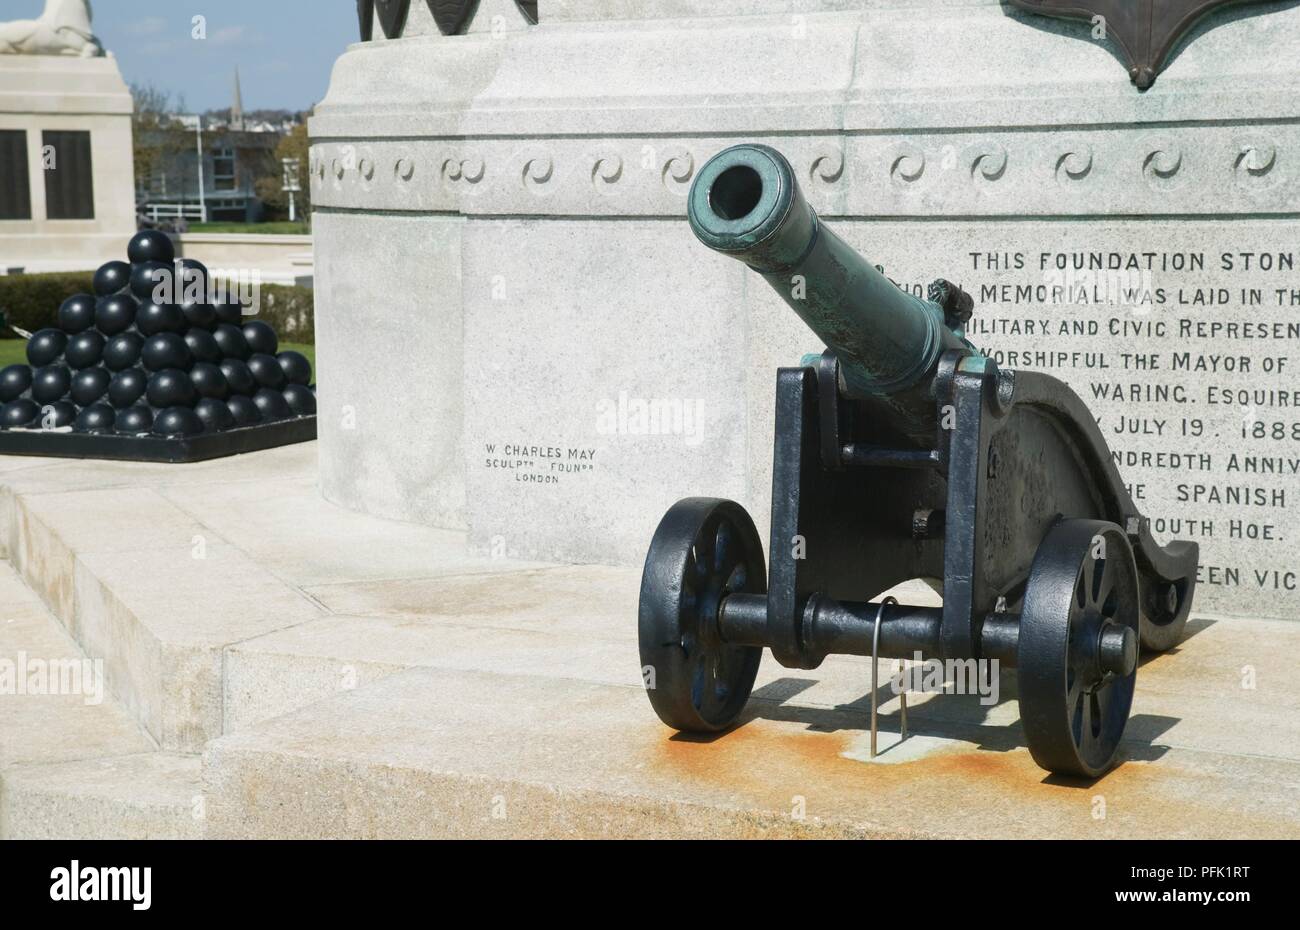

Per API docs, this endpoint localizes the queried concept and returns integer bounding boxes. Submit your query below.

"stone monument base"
[0,55,134,273]
[311,1,1300,621]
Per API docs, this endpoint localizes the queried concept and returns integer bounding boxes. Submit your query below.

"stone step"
[0,444,537,752]
[0,560,154,768]
[8,484,325,751]
[2,752,202,840]
[0,560,199,839]
[203,659,1300,840]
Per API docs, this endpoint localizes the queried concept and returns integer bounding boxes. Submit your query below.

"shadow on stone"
[733,675,1178,772]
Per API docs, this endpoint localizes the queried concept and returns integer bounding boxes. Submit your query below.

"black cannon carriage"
[638,144,1199,777]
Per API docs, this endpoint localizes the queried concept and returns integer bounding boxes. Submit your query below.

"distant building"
[136,69,296,227]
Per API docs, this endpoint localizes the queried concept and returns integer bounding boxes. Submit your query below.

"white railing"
[139,203,208,223]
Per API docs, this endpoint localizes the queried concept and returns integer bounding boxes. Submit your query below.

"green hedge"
[0,271,315,343]
[0,272,89,336]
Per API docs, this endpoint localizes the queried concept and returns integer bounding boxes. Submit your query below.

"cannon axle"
[717,593,1137,678]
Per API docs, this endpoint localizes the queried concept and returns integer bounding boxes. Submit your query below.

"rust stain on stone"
[644,717,1292,838]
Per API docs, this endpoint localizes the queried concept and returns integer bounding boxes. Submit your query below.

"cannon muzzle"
[688,144,972,433]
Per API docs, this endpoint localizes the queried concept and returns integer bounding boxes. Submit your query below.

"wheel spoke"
[725,563,748,593]
[713,648,734,704]
[1077,687,1095,752]
[1093,677,1115,736]
[1094,558,1115,614]
[690,652,712,712]
[1066,666,1082,710]
[1070,685,1085,745]
[693,550,709,582]
[713,519,733,574]
[1083,555,1100,605]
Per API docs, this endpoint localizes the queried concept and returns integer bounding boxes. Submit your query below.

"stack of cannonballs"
[0,231,315,438]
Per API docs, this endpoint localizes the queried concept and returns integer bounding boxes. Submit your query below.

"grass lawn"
[189,222,311,236]
[0,339,316,378]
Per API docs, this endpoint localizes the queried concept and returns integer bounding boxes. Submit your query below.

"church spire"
[231,68,245,131]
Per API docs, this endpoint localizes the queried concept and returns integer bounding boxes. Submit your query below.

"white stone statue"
[0,0,105,58]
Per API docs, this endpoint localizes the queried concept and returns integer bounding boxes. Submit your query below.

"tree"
[130,83,191,205]
[254,122,312,225]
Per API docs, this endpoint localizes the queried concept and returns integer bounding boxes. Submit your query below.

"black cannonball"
[135,300,186,337]
[103,333,144,372]
[73,403,116,434]
[195,396,235,432]
[277,350,312,386]
[70,367,112,406]
[152,406,205,438]
[129,261,173,303]
[108,368,148,408]
[242,320,278,356]
[247,353,286,390]
[64,331,106,370]
[93,260,131,297]
[26,329,67,367]
[226,394,261,426]
[57,295,96,334]
[146,368,197,408]
[282,383,316,416]
[115,405,154,434]
[213,323,250,360]
[219,358,255,396]
[1,398,40,428]
[184,328,222,363]
[180,300,217,330]
[141,333,191,372]
[31,365,71,404]
[214,300,245,327]
[38,401,77,429]
[94,293,138,336]
[189,362,228,400]
[127,230,175,264]
[252,387,293,421]
[0,364,32,402]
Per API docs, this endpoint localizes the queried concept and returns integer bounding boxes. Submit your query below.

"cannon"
[638,144,1198,777]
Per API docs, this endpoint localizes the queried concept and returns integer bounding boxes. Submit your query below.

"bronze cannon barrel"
[688,144,973,444]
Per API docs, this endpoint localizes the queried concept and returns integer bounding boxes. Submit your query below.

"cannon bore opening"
[709,165,763,221]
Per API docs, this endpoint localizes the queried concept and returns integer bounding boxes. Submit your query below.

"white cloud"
[125,16,167,37]
[211,25,263,46]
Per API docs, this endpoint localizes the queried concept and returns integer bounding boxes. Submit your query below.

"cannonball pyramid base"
[0,232,316,463]
[0,415,316,464]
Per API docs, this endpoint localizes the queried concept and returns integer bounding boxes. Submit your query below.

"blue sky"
[16,0,358,112]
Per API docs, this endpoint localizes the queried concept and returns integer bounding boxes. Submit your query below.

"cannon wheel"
[1018,520,1140,777]
[638,498,766,732]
